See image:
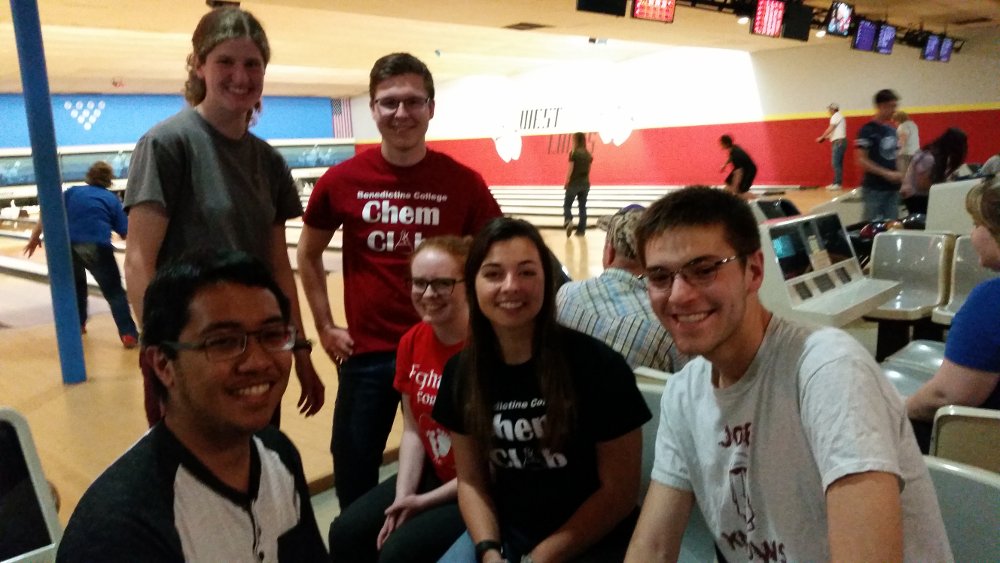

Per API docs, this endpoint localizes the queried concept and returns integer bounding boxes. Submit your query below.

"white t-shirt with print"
[651,316,951,562]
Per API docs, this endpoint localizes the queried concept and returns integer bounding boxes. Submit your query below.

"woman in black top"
[563,133,593,237]
[433,218,650,563]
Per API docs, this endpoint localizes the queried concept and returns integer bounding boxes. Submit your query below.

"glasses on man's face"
[641,255,741,293]
[373,97,430,114]
[161,325,296,362]
[407,277,463,296]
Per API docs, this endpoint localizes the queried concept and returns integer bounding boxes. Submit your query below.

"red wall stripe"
[362,108,1000,188]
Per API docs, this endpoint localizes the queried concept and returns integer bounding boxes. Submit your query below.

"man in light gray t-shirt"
[624,187,951,562]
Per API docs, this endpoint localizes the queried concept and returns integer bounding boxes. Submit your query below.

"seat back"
[946,236,1000,312]
[926,178,981,234]
[931,405,1000,473]
[0,407,61,563]
[636,380,665,501]
[634,380,717,563]
[924,456,1000,561]
[869,231,954,306]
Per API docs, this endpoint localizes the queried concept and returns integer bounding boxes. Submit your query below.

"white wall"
[751,26,1000,116]
[351,25,1000,143]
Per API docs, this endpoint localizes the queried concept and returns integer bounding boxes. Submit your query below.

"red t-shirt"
[394,322,464,483]
[303,148,501,354]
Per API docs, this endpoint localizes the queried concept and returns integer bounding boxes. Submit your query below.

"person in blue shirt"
[25,160,138,347]
[907,175,1000,450]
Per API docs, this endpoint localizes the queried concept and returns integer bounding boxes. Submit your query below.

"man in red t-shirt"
[297,52,501,509]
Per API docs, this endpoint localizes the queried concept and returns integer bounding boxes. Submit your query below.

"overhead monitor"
[781,2,814,42]
[922,33,941,60]
[939,37,954,62]
[825,1,853,36]
[0,409,61,563]
[632,0,676,23]
[851,17,877,51]
[875,23,896,54]
[576,0,627,17]
[752,0,785,38]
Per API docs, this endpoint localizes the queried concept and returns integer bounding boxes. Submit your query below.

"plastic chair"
[930,405,1000,473]
[867,231,954,321]
[880,363,934,398]
[865,231,954,360]
[881,339,945,380]
[924,456,1000,562]
[635,380,716,563]
[931,235,1000,325]
[0,407,62,563]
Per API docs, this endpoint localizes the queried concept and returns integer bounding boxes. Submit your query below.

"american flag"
[332,98,354,139]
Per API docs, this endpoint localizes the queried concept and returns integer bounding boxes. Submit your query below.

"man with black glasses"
[58,251,327,562]
[297,52,501,510]
[624,187,950,562]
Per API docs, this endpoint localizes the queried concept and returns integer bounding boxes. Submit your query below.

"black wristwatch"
[292,338,313,352]
[475,540,503,563]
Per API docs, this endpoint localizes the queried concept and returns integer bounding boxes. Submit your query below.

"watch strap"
[474,540,503,563]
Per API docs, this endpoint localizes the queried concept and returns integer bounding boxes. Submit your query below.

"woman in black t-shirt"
[433,218,650,563]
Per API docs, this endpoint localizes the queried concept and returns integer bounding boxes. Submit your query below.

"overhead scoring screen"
[826,1,853,36]
[852,18,877,51]
[752,0,785,38]
[632,0,675,23]
[875,23,896,55]
[922,34,942,60]
[939,37,954,62]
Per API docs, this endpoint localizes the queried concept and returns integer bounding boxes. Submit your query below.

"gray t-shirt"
[124,107,302,268]
[652,316,951,562]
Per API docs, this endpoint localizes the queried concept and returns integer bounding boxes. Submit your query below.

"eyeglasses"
[161,325,296,362]
[641,255,741,293]
[407,277,463,296]
[373,97,430,114]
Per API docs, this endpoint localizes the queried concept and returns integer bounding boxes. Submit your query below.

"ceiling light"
[737,16,750,25]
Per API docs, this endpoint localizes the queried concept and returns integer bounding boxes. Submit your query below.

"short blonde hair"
[966,175,1000,242]
[894,110,910,122]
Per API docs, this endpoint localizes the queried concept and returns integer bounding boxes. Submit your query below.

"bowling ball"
[885,220,904,230]
[860,221,890,239]
[901,213,926,230]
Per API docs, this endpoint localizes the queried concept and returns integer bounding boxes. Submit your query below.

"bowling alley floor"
[0,186,839,527]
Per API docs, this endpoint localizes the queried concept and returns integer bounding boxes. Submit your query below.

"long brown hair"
[184,7,271,107]
[458,218,576,451]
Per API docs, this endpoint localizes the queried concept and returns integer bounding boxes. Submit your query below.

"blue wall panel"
[0,94,333,148]
[255,96,334,139]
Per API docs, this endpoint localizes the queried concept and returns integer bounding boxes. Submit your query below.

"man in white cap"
[816,103,847,190]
